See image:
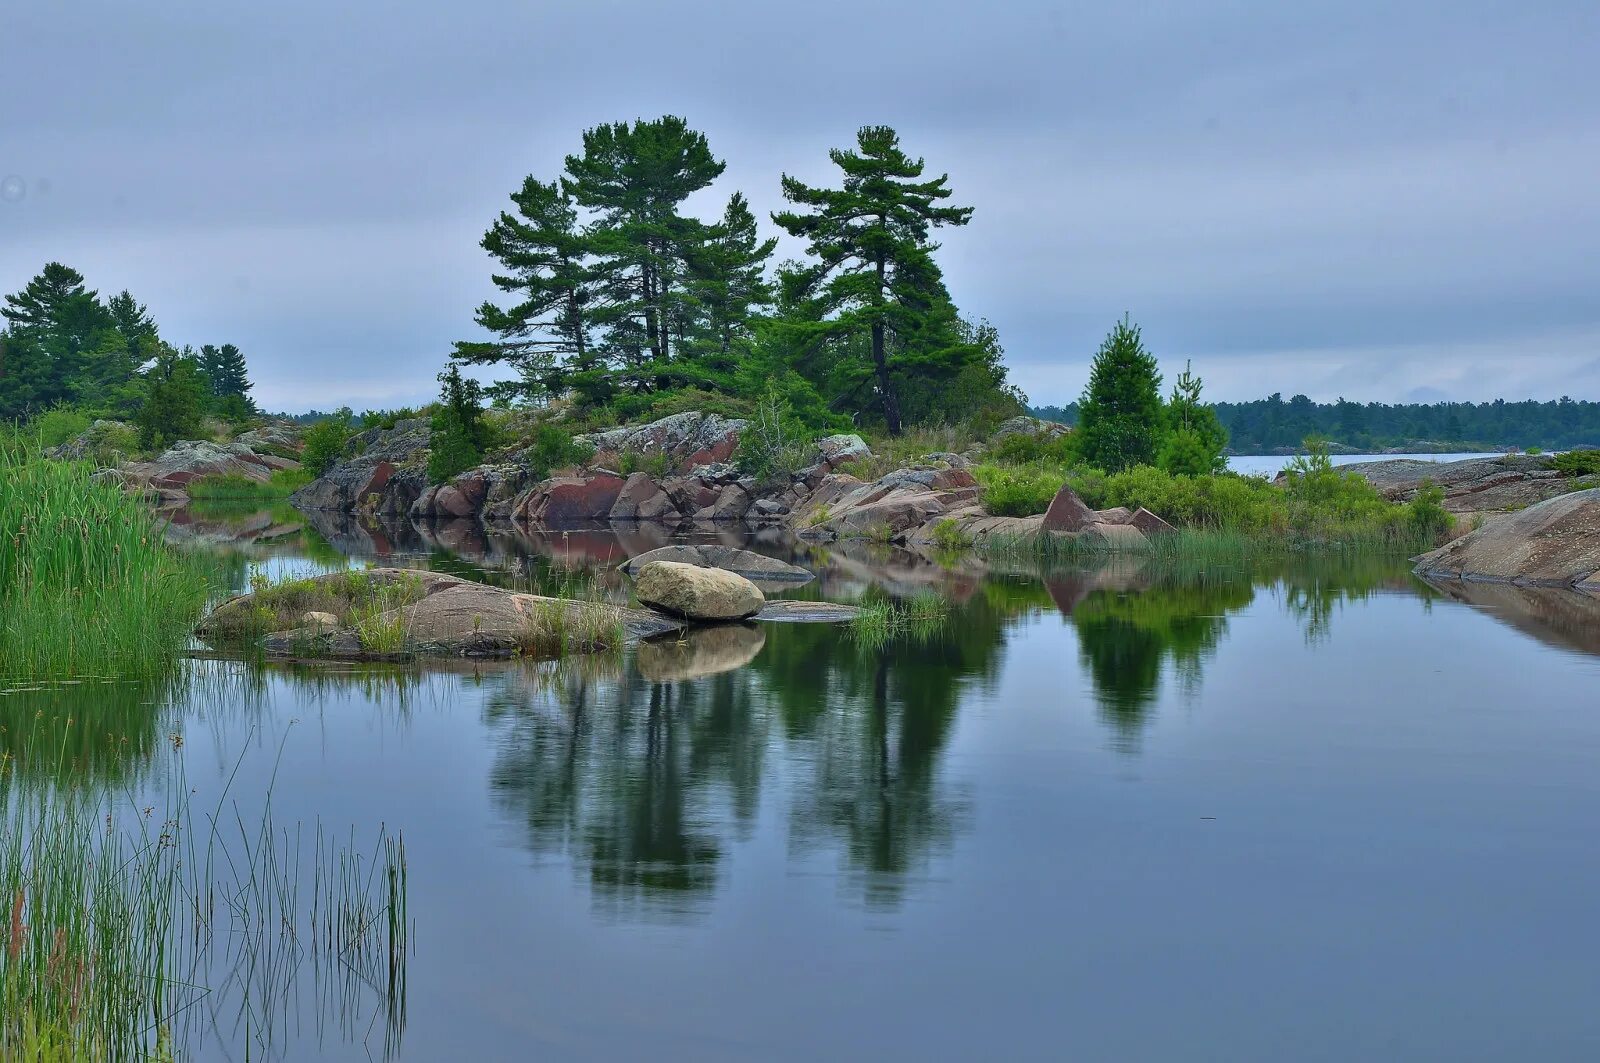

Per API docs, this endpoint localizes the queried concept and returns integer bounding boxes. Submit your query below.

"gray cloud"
[2,0,1596,410]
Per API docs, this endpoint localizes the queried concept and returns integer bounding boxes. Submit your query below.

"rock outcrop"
[633,560,765,620]
[795,466,981,540]
[291,418,431,516]
[1327,454,1600,513]
[1413,487,1600,591]
[991,415,1071,442]
[577,411,748,471]
[115,439,301,501]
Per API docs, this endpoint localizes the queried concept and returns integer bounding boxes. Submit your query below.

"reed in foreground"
[0,446,222,678]
[0,738,410,1061]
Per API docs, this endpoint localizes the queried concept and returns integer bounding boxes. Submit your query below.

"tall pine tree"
[772,126,973,435]
[455,176,601,405]
[563,116,725,390]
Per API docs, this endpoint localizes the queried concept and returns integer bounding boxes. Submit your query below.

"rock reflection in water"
[1423,577,1600,658]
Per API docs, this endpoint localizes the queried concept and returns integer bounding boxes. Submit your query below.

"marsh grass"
[206,569,427,646]
[0,733,410,1060]
[0,446,223,679]
[848,590,951,651]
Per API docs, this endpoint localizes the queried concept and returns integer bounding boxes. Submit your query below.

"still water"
[14,507,1600,1061]
[1225,451,1498,477]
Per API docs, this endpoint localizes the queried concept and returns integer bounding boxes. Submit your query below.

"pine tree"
[771,126,973,435]
[563,116,725,389]
[136,346,208,449]
[105,290,158,348]
[1158,360,1228,475]
[1076,317,1165,473]
[198,343,253,405]
[0,263,115,416]
[455,176,601,405]
[687,192,777,368]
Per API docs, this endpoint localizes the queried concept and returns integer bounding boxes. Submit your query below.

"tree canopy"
[456,117,1022,434]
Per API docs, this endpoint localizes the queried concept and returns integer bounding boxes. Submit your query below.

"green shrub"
[1405,484,1454,543]
[974,464,1063,516]
[990,430,1075,467]
[735,391,813,484]
[930,518,974,550]
[301,410,353,477]
[521,423,594,479]
[1549,449,1600,476]
[29,406,92,449]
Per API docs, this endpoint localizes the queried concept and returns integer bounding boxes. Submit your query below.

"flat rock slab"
[621,544,814,584]
[752,600,862,623]
[1414,486,1600,590]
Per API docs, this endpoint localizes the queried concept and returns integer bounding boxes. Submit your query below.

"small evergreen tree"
[1076,317,1164,473]
[136,347,208,449]
[428,365,491,483]
[1158,360,1228,475]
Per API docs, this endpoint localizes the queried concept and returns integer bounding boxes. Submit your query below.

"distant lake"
[1227,451,1498,478]
[10,509,1600,1061]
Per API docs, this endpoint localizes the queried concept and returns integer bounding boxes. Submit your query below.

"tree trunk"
[873,252,901,435]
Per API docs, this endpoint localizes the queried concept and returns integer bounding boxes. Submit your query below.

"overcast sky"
[2,1,1596,411]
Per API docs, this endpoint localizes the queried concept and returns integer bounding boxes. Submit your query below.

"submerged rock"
[752,600,863,623]
[621,545,813,584]
[633,560,765,620]
[1413,487,1600,590]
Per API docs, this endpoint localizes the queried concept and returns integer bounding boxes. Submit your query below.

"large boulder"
[621,544,814,584]
[633,560,765,620]
[1325,454,1600,513]
[1413,487,1600,591]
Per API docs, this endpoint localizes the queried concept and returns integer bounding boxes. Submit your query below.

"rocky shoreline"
[285,411,1123,547]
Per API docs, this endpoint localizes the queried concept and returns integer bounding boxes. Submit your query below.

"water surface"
[11,508,1600,1061]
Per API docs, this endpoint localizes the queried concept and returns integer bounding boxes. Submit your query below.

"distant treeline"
[1030,394,1600,452]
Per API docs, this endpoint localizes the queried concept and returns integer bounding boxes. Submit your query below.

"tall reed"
[0,733,410,1060]
[0,447,221,678]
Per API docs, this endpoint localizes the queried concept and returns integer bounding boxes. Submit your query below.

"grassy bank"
[184,465,312,501]
[0,445,223,678]
[970,445,1453,553]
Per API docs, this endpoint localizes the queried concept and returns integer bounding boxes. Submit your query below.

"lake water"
[11,508,1600,1061]
[1226,452,1499,478]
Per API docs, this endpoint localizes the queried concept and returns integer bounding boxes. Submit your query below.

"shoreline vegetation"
[0,437,223,680]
